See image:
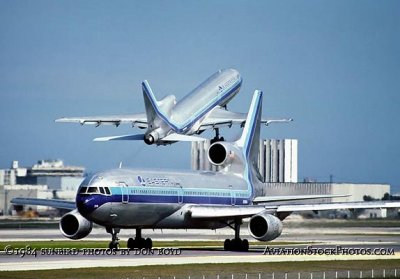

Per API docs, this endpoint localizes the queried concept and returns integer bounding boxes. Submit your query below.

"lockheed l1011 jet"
[13,91,400,251]
[56,69,292,145]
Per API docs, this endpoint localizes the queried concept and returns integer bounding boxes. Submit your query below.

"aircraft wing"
[199,107,292,130]
[276,201,400,212]
[55,113,148,129]
[189,201,400,219]
[11,198,76,210]
[253,194,350,203]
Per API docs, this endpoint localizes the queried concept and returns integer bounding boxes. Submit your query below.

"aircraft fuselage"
[76,168,251,229]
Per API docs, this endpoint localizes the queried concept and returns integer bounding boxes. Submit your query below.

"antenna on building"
[119,162,123,169]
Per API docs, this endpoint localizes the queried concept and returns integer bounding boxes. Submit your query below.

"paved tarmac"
[0,224,399,271]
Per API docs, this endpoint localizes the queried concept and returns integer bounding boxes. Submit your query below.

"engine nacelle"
[208,142,237,166]
[144,130,160,145]
[59,210,92,240]
[248,211,283,241]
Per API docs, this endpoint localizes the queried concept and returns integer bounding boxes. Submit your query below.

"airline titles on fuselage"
[137,176,181,187]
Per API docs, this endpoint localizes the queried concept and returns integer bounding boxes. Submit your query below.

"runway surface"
[1,222,399,271]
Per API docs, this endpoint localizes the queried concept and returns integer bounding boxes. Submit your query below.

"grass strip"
[0,260,399,279]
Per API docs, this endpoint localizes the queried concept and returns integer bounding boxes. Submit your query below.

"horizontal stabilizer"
[253,194,350,203]
[11,198,76,210]
[264,118,293,126]
[93,134,145,141]
[161,133,206,142]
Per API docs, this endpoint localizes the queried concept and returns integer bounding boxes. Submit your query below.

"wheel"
[224,239,231,251]
[109,241,119,250]
[231,238,241,251]
[127,238,134,250]
[145,238,153,249]
[241,239,249,252]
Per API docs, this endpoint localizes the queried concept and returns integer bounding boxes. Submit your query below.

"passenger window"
[79,187,87,194]
[87,187,98,193]
[99,187,105,194]
[105,187,111,195]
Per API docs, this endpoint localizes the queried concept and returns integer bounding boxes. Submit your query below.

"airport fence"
[140,269,399,279]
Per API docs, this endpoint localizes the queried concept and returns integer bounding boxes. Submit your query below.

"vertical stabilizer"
[236,90,263,172]
[142,80,160,125]
[142,80,178,132]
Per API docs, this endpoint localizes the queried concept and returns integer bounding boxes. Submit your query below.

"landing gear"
[210,128,225,144]
[107,227,120,250]
[224,219,249,252]
[127,228,153,250]
[224,238,249,252]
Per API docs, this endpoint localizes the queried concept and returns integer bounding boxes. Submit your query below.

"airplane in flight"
[56,68,292,145]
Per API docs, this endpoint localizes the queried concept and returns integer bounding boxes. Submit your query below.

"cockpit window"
[87,187,99,193]
[80,186,111,196]
[79,187,88,194]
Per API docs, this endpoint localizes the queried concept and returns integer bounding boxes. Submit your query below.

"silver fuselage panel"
[76,168,250,229]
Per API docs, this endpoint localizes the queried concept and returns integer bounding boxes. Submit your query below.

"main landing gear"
[210,128,225,144]
[127,228,153,250]
[224,219,249,252]
[106,228,153,250]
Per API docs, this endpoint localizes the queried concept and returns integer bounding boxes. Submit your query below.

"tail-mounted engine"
[144,129,160,145]
[208,142,239,167]
[248,211,283,241]
[59,210,93,240]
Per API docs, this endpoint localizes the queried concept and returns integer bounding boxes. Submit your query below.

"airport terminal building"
[0,160,84,215]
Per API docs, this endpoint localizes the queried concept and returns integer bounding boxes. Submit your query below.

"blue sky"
[1,1,399,193]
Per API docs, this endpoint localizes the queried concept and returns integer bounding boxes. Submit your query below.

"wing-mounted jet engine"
[59,209,93,240]
[248,211,283,241]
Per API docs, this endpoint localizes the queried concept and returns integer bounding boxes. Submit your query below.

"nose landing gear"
[107,227,120,250]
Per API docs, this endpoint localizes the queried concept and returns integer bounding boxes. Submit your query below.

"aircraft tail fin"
[142,80,178,131]
[236,90,263,170]
[142,80,162,124]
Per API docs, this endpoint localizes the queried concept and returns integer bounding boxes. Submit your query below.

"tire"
[224,239,231,251]
[145,238,153,249]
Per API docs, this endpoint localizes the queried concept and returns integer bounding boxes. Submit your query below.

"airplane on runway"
[56,68,292,145]
[12,91,400,251]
